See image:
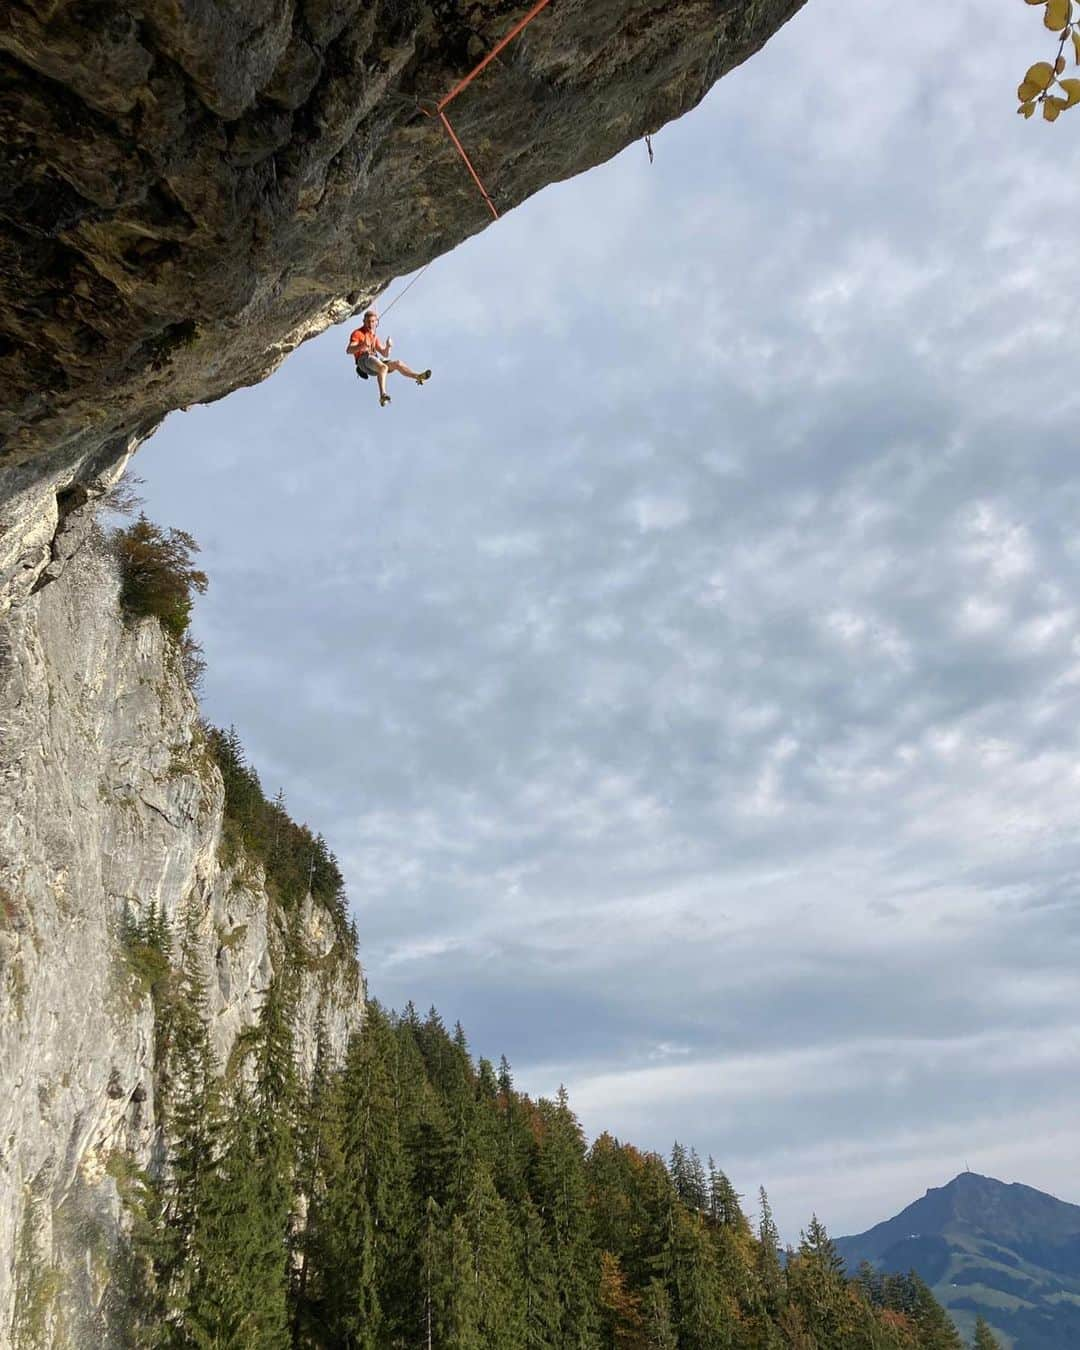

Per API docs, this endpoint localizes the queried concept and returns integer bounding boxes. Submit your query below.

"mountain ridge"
[836,1173,1080,1350]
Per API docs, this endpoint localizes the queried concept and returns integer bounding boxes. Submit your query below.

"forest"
[114,935,980,1349]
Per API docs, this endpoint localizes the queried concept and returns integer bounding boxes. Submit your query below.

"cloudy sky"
[134,0,1080,1241]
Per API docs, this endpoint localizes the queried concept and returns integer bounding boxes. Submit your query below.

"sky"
[133,0,1080,1242]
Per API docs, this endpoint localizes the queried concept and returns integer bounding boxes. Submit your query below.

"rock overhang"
[0,0,806,607]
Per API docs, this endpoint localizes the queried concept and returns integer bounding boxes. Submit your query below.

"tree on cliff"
[112,514,207,641]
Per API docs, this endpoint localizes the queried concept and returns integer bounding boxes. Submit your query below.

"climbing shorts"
[356,354,385,379]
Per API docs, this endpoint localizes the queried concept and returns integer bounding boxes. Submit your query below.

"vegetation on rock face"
[111,515,208,641]
[103,491,353,952]
[117,992,977,1350]
[205,724,354,949]
[12,1196,65,1350]
[119,900,173,1006]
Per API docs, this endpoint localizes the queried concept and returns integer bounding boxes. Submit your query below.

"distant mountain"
[836,1173,1080,1350]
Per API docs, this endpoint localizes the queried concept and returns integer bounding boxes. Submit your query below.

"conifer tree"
[787,1215,853,1350]
[493,1056,537,1206]
[641,1280,678,1350]
[518,1195,562,1349]
[289,1013,332,1345]
[587,1133,639,1268]
[128,977,971,1350]
[670,1143,709,1212]
[460,1164,527,1347]
[973,1317,1002,1350]
[906,1275,963,1350]
[183,1086,291,1350]
[419,1195,444,1350]
[534,1088,600,1348]
[708,1162,750,1233]
[668,1205,729,1350]
[155,901,221,1333]
[315,1006,405,1346]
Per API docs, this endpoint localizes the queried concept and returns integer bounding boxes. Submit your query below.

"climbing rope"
[423,0,556,220]
[364,0,555,323]
[378,261,434,318]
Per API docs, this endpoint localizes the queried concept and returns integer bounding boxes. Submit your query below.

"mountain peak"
[836,1176,1080,1350]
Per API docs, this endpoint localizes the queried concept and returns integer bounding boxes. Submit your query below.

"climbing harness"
[422,0,556,221]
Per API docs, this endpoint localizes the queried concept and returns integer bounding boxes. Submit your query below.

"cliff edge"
[0,0,804,611]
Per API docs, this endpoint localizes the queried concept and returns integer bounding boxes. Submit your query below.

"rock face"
[0,540,364,1345]
[0,0,805,609]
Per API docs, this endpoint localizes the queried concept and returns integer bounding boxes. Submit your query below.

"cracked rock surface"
[0,0,804,609]
[0,544,363,1343]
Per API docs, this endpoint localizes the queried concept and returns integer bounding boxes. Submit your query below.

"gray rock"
[0,542,364,1344]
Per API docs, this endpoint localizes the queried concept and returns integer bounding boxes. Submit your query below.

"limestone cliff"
[0,538,364,1346]
[0,0,805,611]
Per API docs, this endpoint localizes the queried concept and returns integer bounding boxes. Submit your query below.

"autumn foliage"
[1018,0,1080,120]
[112,513,208,639]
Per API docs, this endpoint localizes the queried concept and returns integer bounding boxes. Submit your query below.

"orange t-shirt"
[349,327,387,358]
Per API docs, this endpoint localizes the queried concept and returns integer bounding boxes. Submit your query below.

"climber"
[346,311,431,407]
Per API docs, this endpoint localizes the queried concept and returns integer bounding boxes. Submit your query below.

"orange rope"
[425,0,555,220]
[438,0,555,112]
[439,111,500,220]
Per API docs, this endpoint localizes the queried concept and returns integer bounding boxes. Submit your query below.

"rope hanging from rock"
[423,0,556,221]
[378,261,434,317]
[379,0,554,317]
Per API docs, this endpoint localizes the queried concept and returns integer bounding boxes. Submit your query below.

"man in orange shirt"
[346,310,432,407]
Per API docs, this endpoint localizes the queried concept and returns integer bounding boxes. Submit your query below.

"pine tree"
[670,1142,708,1212]
[787,1214,853,1350]
[973,1317,1002,1350]
[289,1013,332,1346]
[460,1164,527,1347]
[906,1274,963,1350]
[518,1195,562,1349]
[534,1088,599,1348]
[183,1086,291,1349]
[641,1279,678,1350]
[668,1205,729,1350]
[708,1162,750,1233]
[315,1006,406,1347]
[493,1055,537,1206]
[418,1195,444,1350]
[800,1214,846,1276]
[155,901,221,1334]
[125,985,972,1350]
